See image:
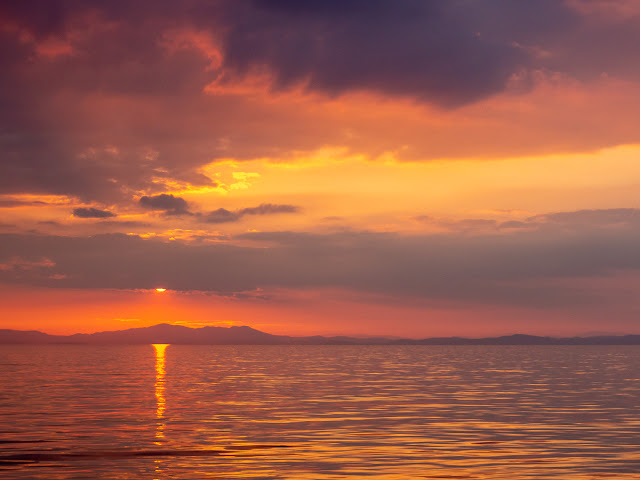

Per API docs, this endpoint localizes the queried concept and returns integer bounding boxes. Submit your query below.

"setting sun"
[155,288,166,293]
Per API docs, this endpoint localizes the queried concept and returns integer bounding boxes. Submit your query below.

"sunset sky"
[2,0,640,337]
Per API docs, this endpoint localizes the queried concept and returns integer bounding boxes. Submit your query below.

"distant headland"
[1,323,640,345]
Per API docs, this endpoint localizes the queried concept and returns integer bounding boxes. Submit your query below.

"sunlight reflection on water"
[153,344,168,444]
[0,345,639,479]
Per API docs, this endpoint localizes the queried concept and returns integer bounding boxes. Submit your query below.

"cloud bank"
[2,208,639,310]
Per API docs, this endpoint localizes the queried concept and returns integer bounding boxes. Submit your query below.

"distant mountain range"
[1,324,640,345]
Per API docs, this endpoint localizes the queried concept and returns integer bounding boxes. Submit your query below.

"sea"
[0,344,639,479]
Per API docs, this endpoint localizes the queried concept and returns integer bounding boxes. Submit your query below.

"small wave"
[0,440,52,445]
[0,445,291,467]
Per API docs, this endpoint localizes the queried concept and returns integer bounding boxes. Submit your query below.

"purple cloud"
[72,207,117,219]
[203,204,299,223]
[139,194,191,216]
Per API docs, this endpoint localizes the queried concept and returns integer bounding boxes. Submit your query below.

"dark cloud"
[218,0,529,107]
[1,211,640,309]
[215,0,640,104]
[0,1,218,203]
[95,220,152,228]
[0,199,48,207]
[2,0,640,204]
[239,203,298,215]
[0,255,55,272]
[203,203,299,223]
[203,208,241,224]
[72,207,117,219]
[139,194,191,216]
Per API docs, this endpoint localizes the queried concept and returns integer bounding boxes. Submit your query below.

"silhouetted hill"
[404,334,640,345]
[62,323,297,345]
[0,329,65,344]
[1,325,639,345]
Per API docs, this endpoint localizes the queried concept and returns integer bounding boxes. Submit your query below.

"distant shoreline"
[2,324,640,345]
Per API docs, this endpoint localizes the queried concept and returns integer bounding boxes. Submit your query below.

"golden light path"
[153,344,169,444]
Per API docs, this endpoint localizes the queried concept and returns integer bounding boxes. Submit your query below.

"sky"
[1,0,640,337]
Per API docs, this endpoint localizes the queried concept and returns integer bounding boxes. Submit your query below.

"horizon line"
[2,322,639,341]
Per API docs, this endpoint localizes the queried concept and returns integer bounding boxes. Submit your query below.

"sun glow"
[155,288,166,293]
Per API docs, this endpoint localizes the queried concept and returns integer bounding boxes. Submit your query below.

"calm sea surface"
[0,345,639,479]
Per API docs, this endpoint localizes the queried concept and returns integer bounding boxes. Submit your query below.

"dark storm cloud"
[212,0,640,104]
[0,0,575,112]
[218,0,531,107]
[1,210,640,308]
[202,203,299,223]
[2,0,640,203]
[215,0,640,101]
[72,207,117,219]
[139,194,191,216]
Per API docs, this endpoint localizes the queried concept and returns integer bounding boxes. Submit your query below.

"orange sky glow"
[2,1,640,337]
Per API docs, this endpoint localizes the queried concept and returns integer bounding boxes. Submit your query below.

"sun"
[155,288,167,293]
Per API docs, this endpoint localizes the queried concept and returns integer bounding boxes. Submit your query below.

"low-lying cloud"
[139,194,191,216]
[72,207,117,219]
[2,210,639,310]
[203,203,299,223]
[416,208,640,233]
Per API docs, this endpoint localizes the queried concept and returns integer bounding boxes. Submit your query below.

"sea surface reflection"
[0,345,639,479]
[153,344,168,444]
